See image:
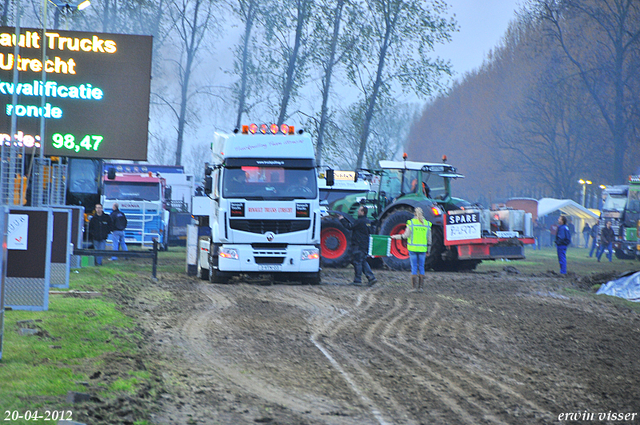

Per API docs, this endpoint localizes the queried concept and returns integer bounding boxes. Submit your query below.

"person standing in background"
[555,216,571,275]
[582,222,591,248]
[110,203,128,260]
[391,207,431,292]
[597,221,615,262]
[340,205,377,286]
[88,204,112,266]
[533,220,543,250]
[567,218,575,246]
[589,222,599,257]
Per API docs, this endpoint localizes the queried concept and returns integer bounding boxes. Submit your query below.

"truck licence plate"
[259,265,281,271]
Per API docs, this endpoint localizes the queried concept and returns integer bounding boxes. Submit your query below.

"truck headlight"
[219,247,239,260]
[301,248,320,260]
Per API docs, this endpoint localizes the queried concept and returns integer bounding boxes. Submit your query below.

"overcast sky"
[433,0,523,78]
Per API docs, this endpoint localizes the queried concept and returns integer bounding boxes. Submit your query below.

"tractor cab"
[377,160,464,211]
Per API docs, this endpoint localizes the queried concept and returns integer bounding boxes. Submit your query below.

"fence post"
[152,239,158,280]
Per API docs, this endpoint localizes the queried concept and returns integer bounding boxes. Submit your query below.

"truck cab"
[101,172,169,249]
[197,124,321,284]
[618,178,640,259]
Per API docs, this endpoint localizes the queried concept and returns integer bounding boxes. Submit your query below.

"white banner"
[446,222,481,241]
[7,214,28,250]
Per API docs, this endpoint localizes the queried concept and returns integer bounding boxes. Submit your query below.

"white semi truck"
[194,124,324,284]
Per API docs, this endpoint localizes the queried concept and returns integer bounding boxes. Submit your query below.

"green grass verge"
[0,248,171,425]
[476,245,640,276]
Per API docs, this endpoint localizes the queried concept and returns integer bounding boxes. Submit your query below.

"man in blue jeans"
[589,223,599,257]
[597,221,615,262]
[110,203,128,260]
[555,216,571,274]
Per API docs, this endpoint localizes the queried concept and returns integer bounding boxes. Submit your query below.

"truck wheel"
[425,225,446,271]
[321,217,352,268]
[379,209,412,271]
[209,268,231,284]
[302,271,321,285]
[197,261,209,280]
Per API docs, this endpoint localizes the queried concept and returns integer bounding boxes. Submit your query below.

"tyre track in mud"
[142,268,640,425]
[315,288,521,424]
[154,283,376,424]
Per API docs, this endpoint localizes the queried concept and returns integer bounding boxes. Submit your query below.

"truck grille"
[230,219,310,234]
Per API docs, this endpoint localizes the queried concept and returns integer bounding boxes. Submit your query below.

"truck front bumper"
[218,244,320,273]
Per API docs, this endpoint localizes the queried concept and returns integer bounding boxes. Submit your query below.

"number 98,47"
[51,133,104,152]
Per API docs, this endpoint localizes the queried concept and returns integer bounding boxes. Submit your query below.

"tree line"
[5,0,457,179]
[407,0,640,205]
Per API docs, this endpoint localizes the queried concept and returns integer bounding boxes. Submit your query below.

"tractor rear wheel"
[425,225,446,271]
[321,217,352,268]
[379,209,413,271]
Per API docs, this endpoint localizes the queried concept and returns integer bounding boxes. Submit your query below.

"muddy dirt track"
[82,264,640,425]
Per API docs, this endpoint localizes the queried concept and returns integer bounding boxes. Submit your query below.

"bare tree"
[324,100,419,169]
[183,141,211,182]
[1,0,9,26]
[154,0,218,166]
[537,0,640,184]
[496,72,602,197]
[255,0,313,124]
[313,0,346,164]
[229,0,260,129]
[349,0,456,169]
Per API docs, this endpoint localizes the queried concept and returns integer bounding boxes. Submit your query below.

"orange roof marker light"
[240,123,297,135]
[442,155,447,163]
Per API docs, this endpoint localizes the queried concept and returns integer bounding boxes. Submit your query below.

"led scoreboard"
[0,27,152,160]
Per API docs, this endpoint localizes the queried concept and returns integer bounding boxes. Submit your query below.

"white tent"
[538,198,599,223]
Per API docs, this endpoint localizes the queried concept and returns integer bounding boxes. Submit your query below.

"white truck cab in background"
[195,124,322,284]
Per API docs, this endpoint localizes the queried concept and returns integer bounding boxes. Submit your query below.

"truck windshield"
[68,159,99,194]
[104,182,160,201]
[223,166,317,199]
[627,189,640,213]
[603,194,627,211]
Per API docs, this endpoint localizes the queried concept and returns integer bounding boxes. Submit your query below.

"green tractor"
[320,159,482,271]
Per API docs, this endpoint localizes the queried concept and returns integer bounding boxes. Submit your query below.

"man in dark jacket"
[340,205,377,286]
[597,221,615,262]
[88,203,112,266]
[555,216,571,275]
[110,203,128,260]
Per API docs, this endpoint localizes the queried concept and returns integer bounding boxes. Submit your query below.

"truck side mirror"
[204,176,213,195]
[325,169,334,187]
[107,167,116,180]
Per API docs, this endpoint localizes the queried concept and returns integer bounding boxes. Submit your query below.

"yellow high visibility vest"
[406,218,431,253]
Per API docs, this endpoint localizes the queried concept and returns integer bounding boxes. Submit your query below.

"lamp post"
[33,0,90,206]
[578,179,592,207]
[48,0,91,29]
